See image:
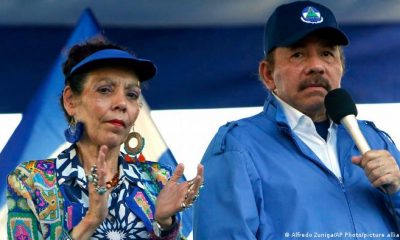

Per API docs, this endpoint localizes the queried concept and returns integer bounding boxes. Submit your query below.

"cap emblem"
[300,6,323,24]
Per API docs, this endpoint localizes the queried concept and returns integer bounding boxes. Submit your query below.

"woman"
[6,38,203,240]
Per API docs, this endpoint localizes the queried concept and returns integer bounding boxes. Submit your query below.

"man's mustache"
[298,75,332,92]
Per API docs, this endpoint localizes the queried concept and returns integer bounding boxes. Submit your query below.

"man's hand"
[352,150,400,194]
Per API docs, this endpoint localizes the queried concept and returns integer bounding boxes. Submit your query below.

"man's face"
[263,34,344,121]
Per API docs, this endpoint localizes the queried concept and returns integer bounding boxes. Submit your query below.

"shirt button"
[112,192,117,198]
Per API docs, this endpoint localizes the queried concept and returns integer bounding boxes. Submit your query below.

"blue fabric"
[193,93,400,239]
[314,119,330,140]
[2,23,400,113]
[69,49,156,81]
[56,144,152,237]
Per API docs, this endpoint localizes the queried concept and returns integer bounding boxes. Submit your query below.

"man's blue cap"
[68,49,156,81]
[264,1,349,55]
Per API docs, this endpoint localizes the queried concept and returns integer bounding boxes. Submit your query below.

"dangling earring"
[64,118,84,143]
[124,130,145,156]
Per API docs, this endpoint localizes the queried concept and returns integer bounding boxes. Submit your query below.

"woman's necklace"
[106,170,119,189]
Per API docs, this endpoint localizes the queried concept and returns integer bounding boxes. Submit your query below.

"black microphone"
[324,88,370,154]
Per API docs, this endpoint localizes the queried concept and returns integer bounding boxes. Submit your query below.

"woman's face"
[65,67,141,149]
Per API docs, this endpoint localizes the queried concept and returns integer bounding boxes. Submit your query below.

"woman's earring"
[124,131,145,156]
[64,118,84,143]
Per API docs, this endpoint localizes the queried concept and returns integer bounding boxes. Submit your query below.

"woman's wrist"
[152,215,178,238]
[70,211,102,239]
[154,216,173,229]
[84,210,106,230]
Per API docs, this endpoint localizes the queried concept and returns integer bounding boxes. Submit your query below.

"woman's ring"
[187,179,195,187]
[192,193,200,202]
[181,202,187,209]
[96,186,107,195]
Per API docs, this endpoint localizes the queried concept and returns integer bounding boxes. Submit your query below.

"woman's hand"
[71,145,110,239]
[154,163,204,228]
[85,145,111,224]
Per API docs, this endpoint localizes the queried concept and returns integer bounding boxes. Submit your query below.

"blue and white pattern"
[56,144,157,239]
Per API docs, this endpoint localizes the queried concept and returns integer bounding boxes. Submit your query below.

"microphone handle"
[341,115,371,154]
[341,115,389,192]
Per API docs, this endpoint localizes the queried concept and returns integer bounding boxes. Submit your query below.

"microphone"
[325,88,392,194]
[324,88,370,154]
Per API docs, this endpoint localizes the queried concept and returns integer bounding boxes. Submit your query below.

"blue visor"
[68,49,156,81]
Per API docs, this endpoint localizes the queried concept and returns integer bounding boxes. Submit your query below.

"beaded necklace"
[106,170,119,189]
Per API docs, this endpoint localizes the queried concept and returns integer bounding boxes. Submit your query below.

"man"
[193,1,400,239]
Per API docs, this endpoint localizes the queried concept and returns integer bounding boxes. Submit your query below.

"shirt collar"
[272,93,308,130]
[271,93,335,132]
